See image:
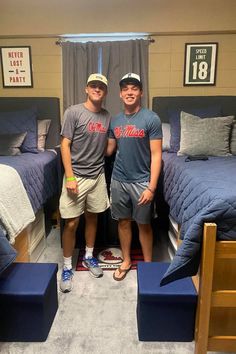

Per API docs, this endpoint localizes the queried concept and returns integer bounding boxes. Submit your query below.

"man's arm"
[106,138,117,156]
[60,136,78,194]
[138,139,162,205]
[148,139,162,193]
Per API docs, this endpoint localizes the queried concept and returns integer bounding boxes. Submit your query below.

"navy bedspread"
[0,151,58,274]
[160,152,236,285]
[0,151,58,213]
[0,227,17,275]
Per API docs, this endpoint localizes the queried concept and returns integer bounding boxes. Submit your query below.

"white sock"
[63,256,72,270]
[85,246,93,259]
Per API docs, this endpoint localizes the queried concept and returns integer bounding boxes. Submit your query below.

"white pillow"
[37,119,51,151]
[230,121,236,155]
[162,123,170,151]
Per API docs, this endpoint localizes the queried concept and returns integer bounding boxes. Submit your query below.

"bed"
[0,97,61,272]
[152,96,236,353]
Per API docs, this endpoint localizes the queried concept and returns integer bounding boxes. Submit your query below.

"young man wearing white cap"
[107,73,162,281]
[59,73,111,292]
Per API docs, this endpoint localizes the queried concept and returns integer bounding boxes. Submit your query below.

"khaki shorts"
[59,173,110,219]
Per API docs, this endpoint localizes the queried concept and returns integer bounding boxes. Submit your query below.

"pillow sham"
[168,105,222,152]
[178,112,234,157]
[37,119,51,151]
[231,121,236,155]
[162,123,171,151]
[0,132,27,156]
[0,107,38,153]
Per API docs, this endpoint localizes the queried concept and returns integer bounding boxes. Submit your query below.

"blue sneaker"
[82,257,103,278]
[60,268,73,293]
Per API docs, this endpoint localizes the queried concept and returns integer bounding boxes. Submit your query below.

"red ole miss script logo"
[98,248,123,264]
[114,125,145,138]
[88,122,107,133]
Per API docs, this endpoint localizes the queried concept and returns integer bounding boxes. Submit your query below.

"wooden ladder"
[194,223,236,353]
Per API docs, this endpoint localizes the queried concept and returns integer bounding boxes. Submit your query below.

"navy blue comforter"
[0,227,17,275]
[160,152,236,285]
[0,151,58,274]
[0,151,58,213]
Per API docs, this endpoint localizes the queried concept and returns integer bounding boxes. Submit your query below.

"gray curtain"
[62,39,149,116]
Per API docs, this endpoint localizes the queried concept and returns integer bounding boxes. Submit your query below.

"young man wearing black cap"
[107,73,162,281]
[59,73,111,292]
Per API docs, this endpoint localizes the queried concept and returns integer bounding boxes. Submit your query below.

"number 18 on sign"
[184,43,218,85]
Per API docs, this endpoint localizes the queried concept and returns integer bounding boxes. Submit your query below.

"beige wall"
[149,33,236,106]
[1,0,236,35]
[0,38,62,100]
[1,1,236,112]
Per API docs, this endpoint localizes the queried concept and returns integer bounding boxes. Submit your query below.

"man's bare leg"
[138,223,153,262]
[84,211,98,248]
[113,218,132,280]
[62,217,80,257]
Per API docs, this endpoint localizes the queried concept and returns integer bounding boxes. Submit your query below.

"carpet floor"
[0,228,227,354]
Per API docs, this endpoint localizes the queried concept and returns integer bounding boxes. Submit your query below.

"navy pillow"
[0,132,27,156]
[0,108,38,153]
[168,106,222,152]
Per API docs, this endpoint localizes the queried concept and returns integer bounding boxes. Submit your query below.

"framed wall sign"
[184,43,218,86]
[0,46,33,88]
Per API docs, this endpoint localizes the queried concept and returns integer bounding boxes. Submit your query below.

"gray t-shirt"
[109,108,162,183]
[61,103,111,178]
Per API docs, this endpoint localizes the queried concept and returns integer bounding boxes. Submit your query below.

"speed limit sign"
[184,43,218,86]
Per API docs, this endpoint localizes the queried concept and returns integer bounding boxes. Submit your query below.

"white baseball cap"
[87,73,108,87]
[119,73,142,88]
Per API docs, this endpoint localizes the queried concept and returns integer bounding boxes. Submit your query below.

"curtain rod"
[55,37,155,46]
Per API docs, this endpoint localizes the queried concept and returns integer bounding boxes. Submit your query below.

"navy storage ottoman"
[0,262,58,342]
[137,262,197,342]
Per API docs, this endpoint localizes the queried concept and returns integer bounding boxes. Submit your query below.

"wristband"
[147,187,155,194]
[66,176,76,182]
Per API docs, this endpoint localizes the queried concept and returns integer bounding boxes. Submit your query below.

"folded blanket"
[0,164,35,243]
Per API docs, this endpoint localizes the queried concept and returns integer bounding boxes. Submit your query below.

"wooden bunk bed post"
[194,223,217,354]
[194,223,236,354]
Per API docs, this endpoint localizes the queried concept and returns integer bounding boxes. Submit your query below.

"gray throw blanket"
[0,164,35,244]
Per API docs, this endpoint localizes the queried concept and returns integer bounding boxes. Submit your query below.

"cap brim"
[119,78,142,87]
[87,80,107,87]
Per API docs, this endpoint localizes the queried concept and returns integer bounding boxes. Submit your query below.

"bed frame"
[152,95,236,122]
[0,97,61,148]
[152,96,236,354]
